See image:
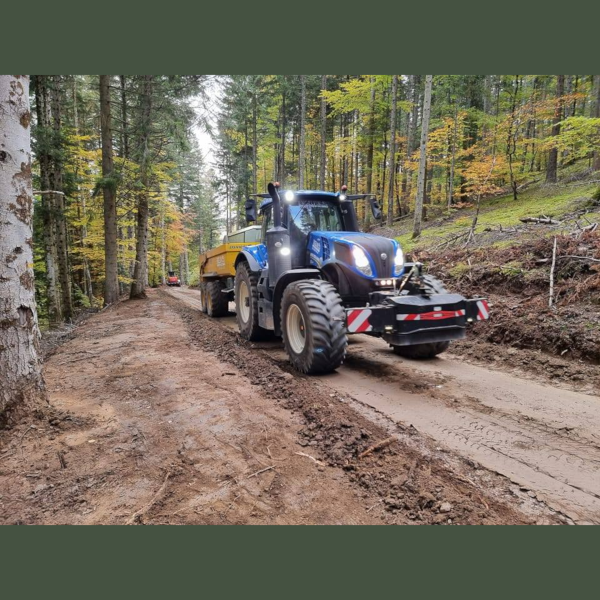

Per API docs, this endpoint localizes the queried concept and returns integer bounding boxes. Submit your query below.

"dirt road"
[1,289,549,525]
[165,286,600,524]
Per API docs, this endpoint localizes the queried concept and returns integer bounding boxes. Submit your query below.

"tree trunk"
[100,75,120,306]
[298,75,306,188]
[180,246,189,285]
[447,105,458,209]
[252,89,258,194]
[120,75,129,159]
[507,75,520,200]
[160,205,166,285]
[49,76,73,321]
[72,77,94,307]
[387,75,398,226]
[280,90,286,186]
[413,75,433,239]
[130,76,153,299]
[592,75,600,171]
[33,76,62,325]
[0,75,47,424]
[320,75,327,189]
[546,75,565,184]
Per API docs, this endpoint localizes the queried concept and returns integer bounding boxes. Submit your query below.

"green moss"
[498,261,524,278]
[448,262,471,278]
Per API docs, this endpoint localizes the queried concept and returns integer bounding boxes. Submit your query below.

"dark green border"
[2,526,597,595]
[8,1,599,73]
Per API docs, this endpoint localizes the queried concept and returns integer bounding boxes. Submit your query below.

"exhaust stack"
[266,182,291,284]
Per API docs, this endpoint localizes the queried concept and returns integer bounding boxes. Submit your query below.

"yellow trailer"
[199,226,261,317]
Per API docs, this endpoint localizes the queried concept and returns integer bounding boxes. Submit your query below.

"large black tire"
[206,280,229,318]
[235,262,268,341]
[281,280,347,374]
[391,274,451,359]
[199,283,208,314]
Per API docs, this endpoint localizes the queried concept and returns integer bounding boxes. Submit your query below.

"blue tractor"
[232,183,489,374]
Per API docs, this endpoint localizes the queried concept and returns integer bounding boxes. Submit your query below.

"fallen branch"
[247,465,275,479]
[560,254,600,263]
[537,254,600,265]
[126,471,171,525]
[520,216,561,225]
[358,437,397,459]
[432,230,470,251]
[295,452,325,467]
[549,237,558,308]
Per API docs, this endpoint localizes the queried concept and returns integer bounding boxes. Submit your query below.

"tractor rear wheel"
[235,262,268,340]
[206,280,229,318]
[281,279,347,374]
[391,274,450,359]
[199,283,208,314]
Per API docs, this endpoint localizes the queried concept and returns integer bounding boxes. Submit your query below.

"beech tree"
[413,75,433,238]
[387,75,398,226]
[130,75,154,299]
[0,75,46,424]
[298,75,307,188]
[546,75,565,183]
[99,75,119,305]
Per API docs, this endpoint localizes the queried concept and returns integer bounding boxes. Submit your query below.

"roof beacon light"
[284,190,295,202]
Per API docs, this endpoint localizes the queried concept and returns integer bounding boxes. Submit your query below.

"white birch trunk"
[0,75,46,422]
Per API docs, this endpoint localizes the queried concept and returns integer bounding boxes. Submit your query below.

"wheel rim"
[207,293,212,313]
[238,281,250,323]
[286,304,306,354]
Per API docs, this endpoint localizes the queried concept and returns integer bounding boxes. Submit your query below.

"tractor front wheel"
[281,279,347,374]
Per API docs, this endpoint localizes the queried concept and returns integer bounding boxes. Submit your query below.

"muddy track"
[165,286,600,524]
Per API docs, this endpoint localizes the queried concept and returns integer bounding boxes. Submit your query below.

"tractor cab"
[254,190,401,301]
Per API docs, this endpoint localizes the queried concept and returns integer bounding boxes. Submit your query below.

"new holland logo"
[380,253,387,260]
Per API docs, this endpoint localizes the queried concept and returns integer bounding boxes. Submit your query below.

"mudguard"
[235,249,261,273]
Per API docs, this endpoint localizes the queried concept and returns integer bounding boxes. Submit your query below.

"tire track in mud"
[163,287,558,524]
[166,286,600,523]
[328,342,600,524]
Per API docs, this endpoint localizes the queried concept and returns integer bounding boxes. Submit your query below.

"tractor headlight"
[394,246,404,276]
[352,246,373,277]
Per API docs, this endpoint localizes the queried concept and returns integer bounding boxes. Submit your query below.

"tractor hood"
[308,231,402,279]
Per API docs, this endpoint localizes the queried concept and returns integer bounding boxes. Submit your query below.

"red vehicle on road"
[166,271,181,287]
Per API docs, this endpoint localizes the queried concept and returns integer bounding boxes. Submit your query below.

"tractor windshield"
[288,200,343,233]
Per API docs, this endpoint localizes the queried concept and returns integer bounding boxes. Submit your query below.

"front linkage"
[345,262,490,347]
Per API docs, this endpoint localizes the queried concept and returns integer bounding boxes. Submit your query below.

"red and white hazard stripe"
[346,309,373,333]
[397,308,465,322]
[476,300,490,321]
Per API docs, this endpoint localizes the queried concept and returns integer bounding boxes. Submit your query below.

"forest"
[14,75,600,329]
[1,74,600,525]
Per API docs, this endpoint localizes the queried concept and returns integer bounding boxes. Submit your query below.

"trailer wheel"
[206,280,229,318]
[199,283,208,314]
[391,274,450,359]
[235,262,268,340]
[281,280,347,374]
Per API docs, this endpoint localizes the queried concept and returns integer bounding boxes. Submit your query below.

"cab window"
[288,201,343,233]
[261,206,271,243]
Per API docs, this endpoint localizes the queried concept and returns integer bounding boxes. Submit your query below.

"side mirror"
[369,197,382,220]
[245,198,257,223]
